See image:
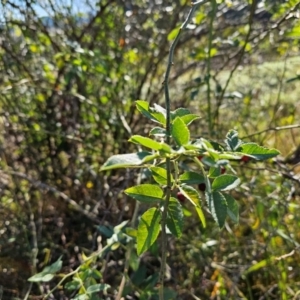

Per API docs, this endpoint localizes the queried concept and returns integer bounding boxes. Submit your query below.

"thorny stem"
[159,1,209,299]
[206,0,217,136]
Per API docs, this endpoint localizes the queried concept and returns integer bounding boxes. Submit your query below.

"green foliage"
[171,117,190,146]
[1,0,298,298]
[125,184,164,204]
[211,174,240,191]
[166,197,184,238]
[102,101,280,253]
[28,256,63,282]
[137,208,161,255]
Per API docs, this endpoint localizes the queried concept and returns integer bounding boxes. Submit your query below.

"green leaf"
[243,259,269,276]
[28,273,54,282]
[167,27,180,41]
[179,185,206,228]
[125,184,164,203]
[125,227,137,238]
[65,280,81,291]
[28,256,63,282]
[87,284,111,294]
[129,135,171,153]
[201,156,217,167]
[149,127,167,137]
[101,152,154,171]
[218,153,242,160]
[136,100,166,125]
[225,130,242,151]
[208,167,221,178]
[179,171,205,184]
[206,191,227,228]
[195,206,206,228]
[223,194,239,223]
[166,197,184,238]
[180,114,201,126]
[43,256,63,273]
[171,117,190,146]
[150,166,173,185]
[239,143,280,160]
[137,208,161,255]
[171,107,191,118]
[212,175,240,191]
[179,185,200,206]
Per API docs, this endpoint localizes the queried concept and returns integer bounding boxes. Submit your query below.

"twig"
[242,124,300,139]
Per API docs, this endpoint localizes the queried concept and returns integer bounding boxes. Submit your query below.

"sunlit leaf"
[179,185,206,228]
[167,27,180,41]
[125,184,164,203]
[212,175,240,191]
[239,143,280,160]
[129,135,171,153]
[171,117,190,146]
[180,114,201,126]
[28,273,54,282]
[149,127,167,137]
[28,256,62,282]
[150,166,173,185]
[243,259,273,277]
[206,191,227,228]
[100,152,153,171]
[225,130,242,151]
[136,100,166,125]
[137,208,161,255]
[125,227,137,238]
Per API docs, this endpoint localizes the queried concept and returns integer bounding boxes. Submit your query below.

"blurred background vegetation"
[0,0,300,299]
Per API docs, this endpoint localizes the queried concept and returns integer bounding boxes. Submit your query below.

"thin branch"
[159,0,209,298]
[206,0,217,135]
[242,124,300,139]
